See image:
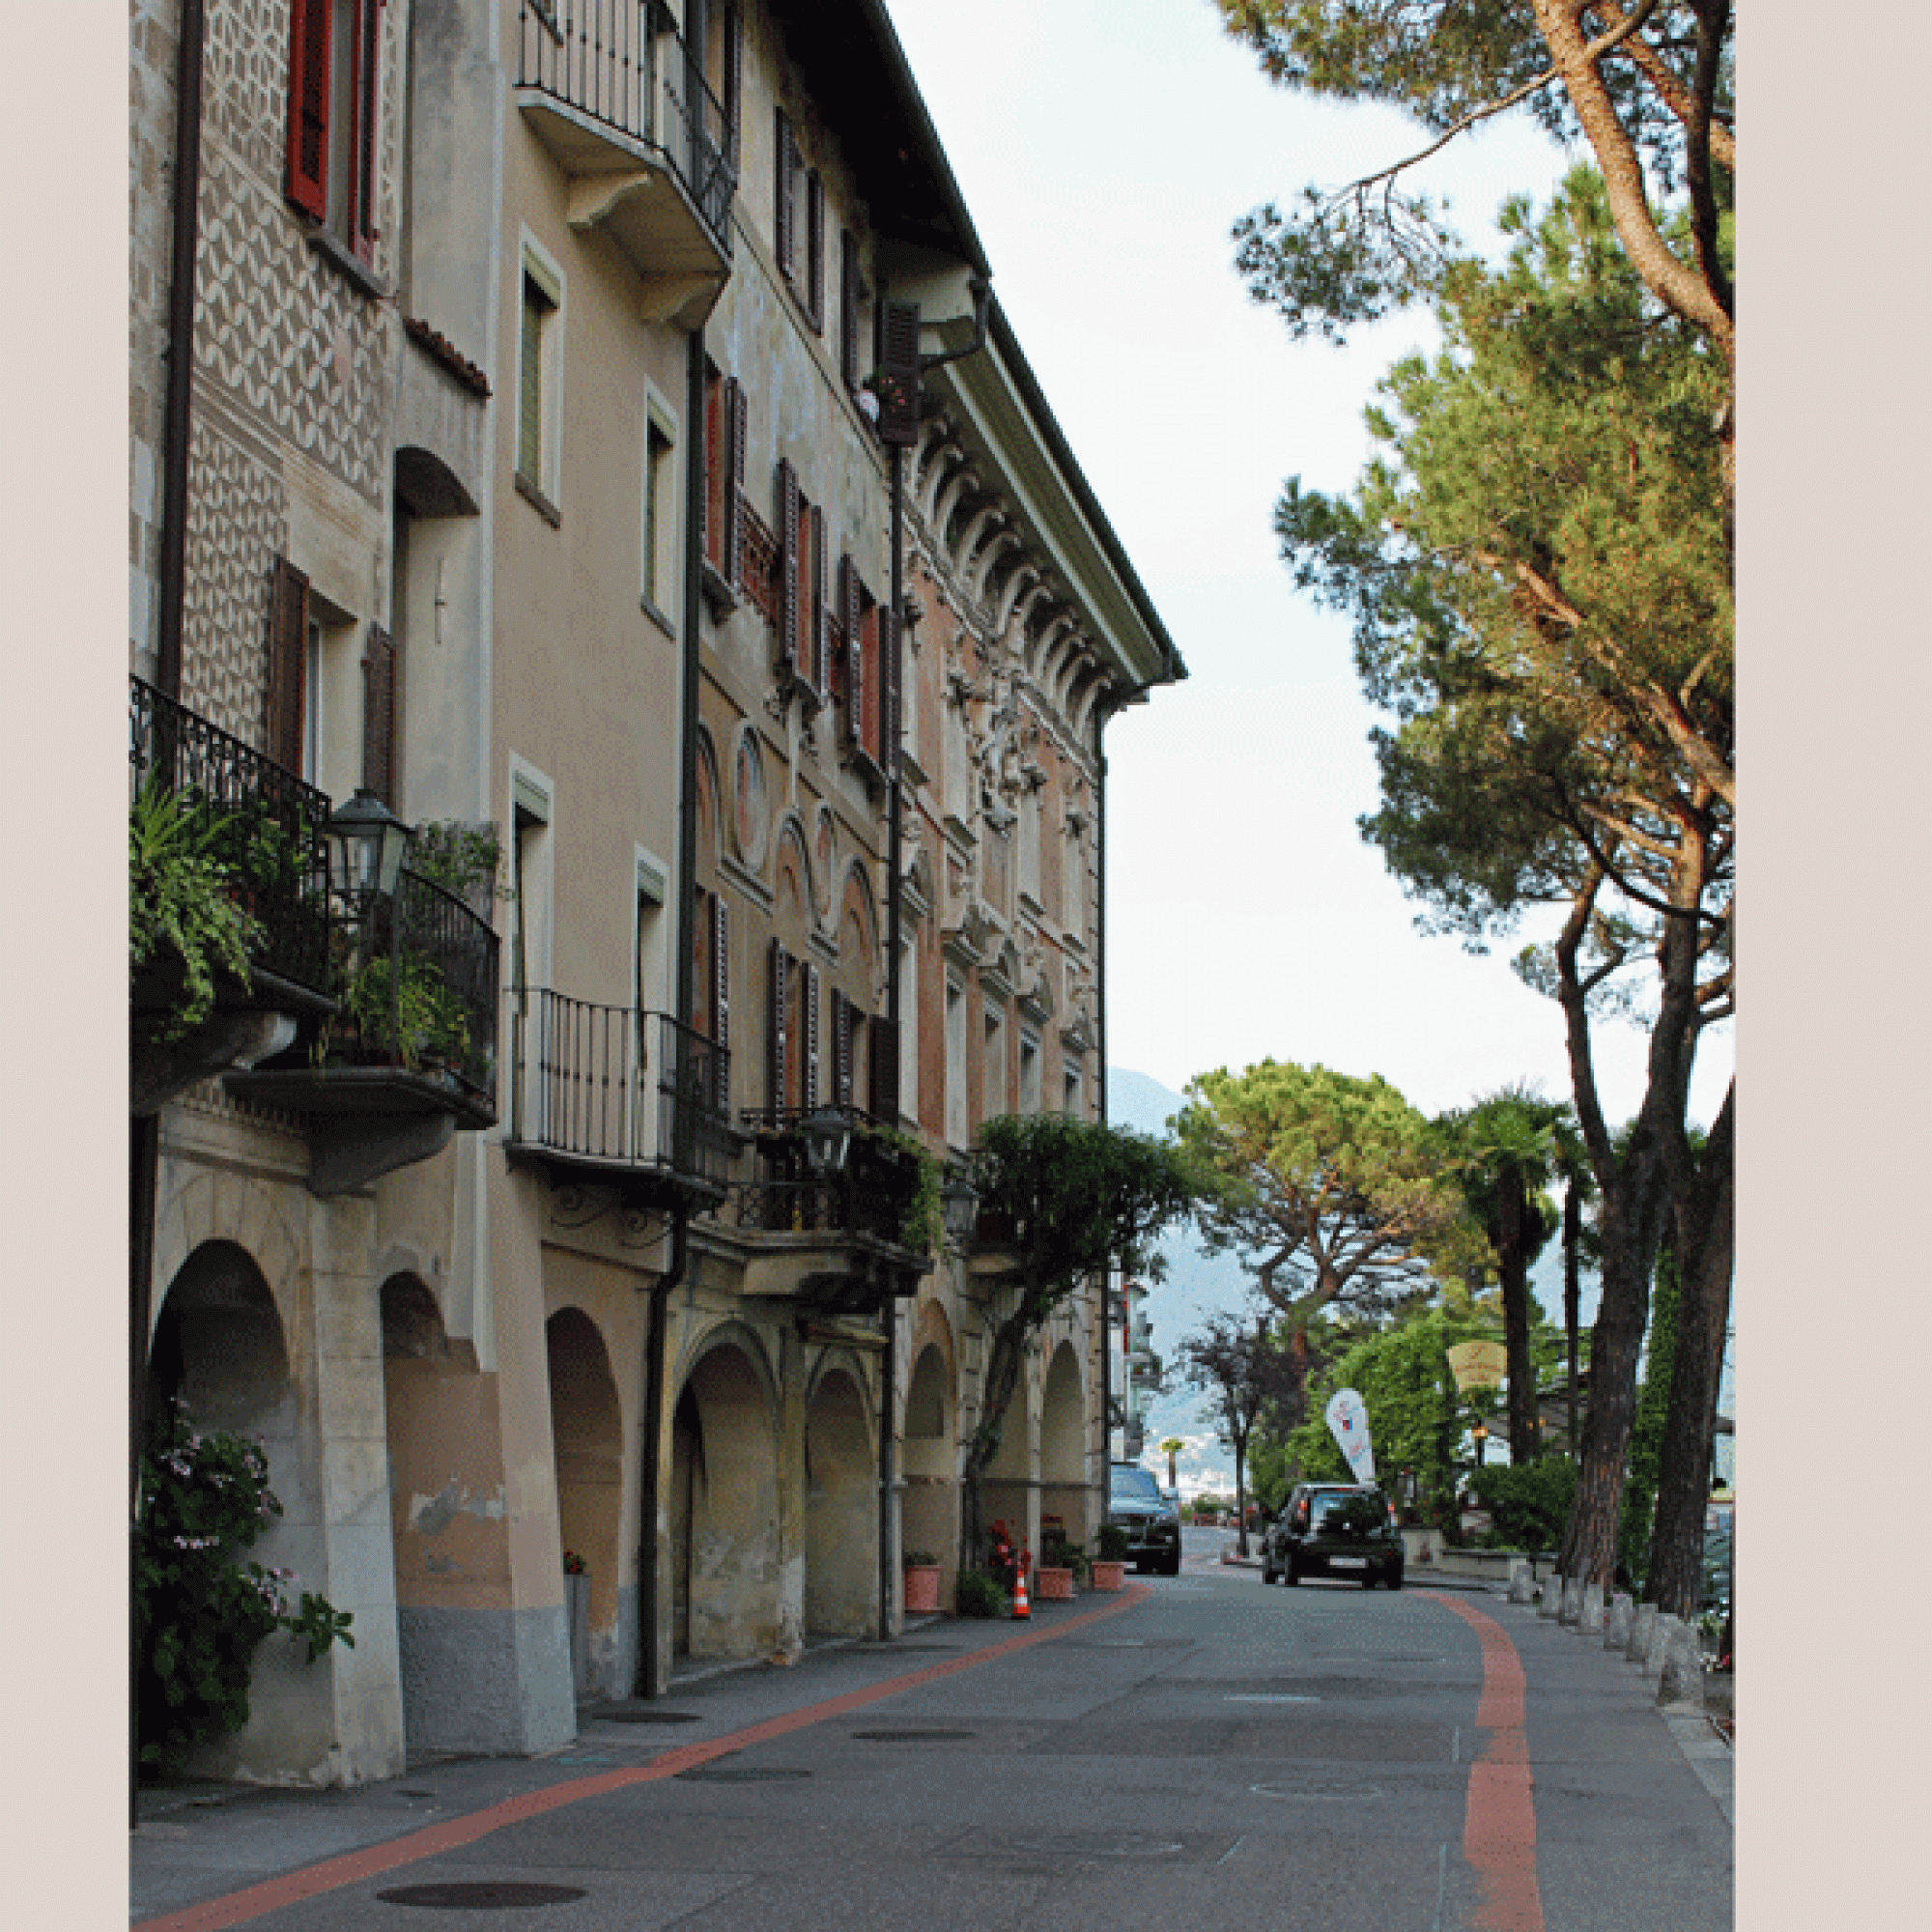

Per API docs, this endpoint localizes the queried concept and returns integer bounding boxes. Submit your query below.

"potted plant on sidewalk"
[1089,1523,1129,1592]
[902,1548,942,1615]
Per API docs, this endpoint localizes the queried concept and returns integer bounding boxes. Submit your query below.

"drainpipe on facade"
[635,325,712,1698]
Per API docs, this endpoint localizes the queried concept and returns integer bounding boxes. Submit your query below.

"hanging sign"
[1446,1339,1507,1393]
[1324,1388,1376,1482]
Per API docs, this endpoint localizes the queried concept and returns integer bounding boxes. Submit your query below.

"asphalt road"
[130,1526,1732,1931]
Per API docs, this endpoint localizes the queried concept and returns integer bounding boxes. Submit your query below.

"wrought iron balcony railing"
[510,993,732,1188]
[517,0,736,251]
[327,868,501,1112]
[730,1104,932,1253]
[129,674,333,1000]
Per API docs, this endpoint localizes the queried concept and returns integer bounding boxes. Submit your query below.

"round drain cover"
[674,1765,810,1782]
[378,1882,586,1910]
[850,1739,974,1754]
[600,1710,701,1725]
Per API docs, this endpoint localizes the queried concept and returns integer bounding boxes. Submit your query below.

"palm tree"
[1159,1436,1183,1492]
[1442,1087,1567,1463]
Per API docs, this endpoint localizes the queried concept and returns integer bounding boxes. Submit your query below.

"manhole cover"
[673,1764,810,1782]
[377,1883,586,1910]
[850,1739,974,1754]
[600,1710,702,1724]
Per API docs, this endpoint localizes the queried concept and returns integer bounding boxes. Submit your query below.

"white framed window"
[1019,1032,1041,1116]
[516,238,564,519]
[945,978,968,1151]
[641,391,679,628]
[982,1002,1005,1126]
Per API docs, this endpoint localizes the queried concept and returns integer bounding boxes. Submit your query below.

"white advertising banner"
[1324,1388,1377,1482]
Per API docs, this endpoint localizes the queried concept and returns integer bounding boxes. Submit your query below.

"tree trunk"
[1563,1181,1583,1458]
[958,1298,1033,1577]
[1645,1087,1735,1619]
[1497,1169,1541,1462]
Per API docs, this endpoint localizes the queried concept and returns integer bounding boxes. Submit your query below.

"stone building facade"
[130,0,1180,1788]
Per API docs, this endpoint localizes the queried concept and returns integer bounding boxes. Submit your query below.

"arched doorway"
[146,1240,325,1773]
[669,1338,780,1661]
[545,1309,625,1699]
[804,1366,874,1636]
[1039,1340,1088,1549]
[902,1339,957,1593]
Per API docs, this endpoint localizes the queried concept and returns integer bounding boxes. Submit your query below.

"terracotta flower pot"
[903,1563,941,1614]
[1035,1565,1075,1602]
[1088,1561,1126,1593]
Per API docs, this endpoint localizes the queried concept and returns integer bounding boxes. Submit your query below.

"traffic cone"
[1011,1565,1031,1619]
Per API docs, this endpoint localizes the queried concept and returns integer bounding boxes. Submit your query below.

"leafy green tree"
[1216,0,1735,510]
[1174,1061,1488,1412]
[1436,1086,1567,1463]
[1276,170,1731,1593]
[1178,1313,1301,1557]
[962,1114,1196,1572]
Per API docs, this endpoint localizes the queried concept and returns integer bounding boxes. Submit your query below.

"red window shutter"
[728,378,749,589]
[361,621,397,806]
[867,1013,899,1125]
[803,963,821,1111]
[774,110,794,280]
[810,506,828,695]
[266,556,310,773]
[877,602,899,770]
[284,0,332,221]
[349,0,384,260]
[768,938,790,1111]
[778,459,800,668]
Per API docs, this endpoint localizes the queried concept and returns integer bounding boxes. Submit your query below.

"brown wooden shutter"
[831,989,853,1108]
[840,557,864,747]
[768,938,790,1111]
[710,894,731,1112]
[810,506,828,695]
[701,366,721,569]
[724,4,742,172]
[876,299,922,446]
[361,621,397,806]
[778,458,800,668]
[285,0,331,221]
[774,109,794,279]
[802,962,821,1111]
[839,231,861,392]
[266,556,310,773]
[806,173,825,327]
[878,602,900,770]
[349,0,383,260]
[867,1013,899,1125]
[727,377,749,589]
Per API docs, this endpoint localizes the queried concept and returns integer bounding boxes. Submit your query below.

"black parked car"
[1263,1482,1404,1590]
[1108,1463,1181,1575]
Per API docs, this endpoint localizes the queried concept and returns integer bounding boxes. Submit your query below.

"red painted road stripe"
[134,1584,1154,1932]
[1420,1590,1545,1932]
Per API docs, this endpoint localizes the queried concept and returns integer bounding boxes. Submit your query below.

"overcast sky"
[884,0,1734,1132]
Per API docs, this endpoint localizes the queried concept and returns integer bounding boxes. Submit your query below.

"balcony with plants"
[505,991,733,1211]
[515,0,736,323]
[129,675,337,1115]
[719,1104,941,1314]
[224,810,503,1195]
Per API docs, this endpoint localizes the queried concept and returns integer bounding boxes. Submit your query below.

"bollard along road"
[130,1524,1732,1932]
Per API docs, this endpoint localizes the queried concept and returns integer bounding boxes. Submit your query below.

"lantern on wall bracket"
[324,788,412,908]
[940,1168,980,1252]
[800,1106,853,1177]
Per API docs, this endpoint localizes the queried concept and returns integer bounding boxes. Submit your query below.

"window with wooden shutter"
[774,108,796,281]
[877,602,900,771]
[805,172,825,329]
[875,299,922,446]
[361,621,397,806]
[266,557,310,774]
[702,362,723,571]
[802,962,821,1111]
[727,378,748,589]
[831,988,854,1108]
[839,556,864,747]
[809,505,828,696]
[777,459,800,671]
[839,231,863,395]
[767,937,791,1111]
[285,0,332,221]
[348,0,382,260]
[707,892,732,1114]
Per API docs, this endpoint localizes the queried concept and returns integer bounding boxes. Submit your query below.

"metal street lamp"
[800,1105,853,1176]
[324,788,412,905]
[940,1169,980,1249]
